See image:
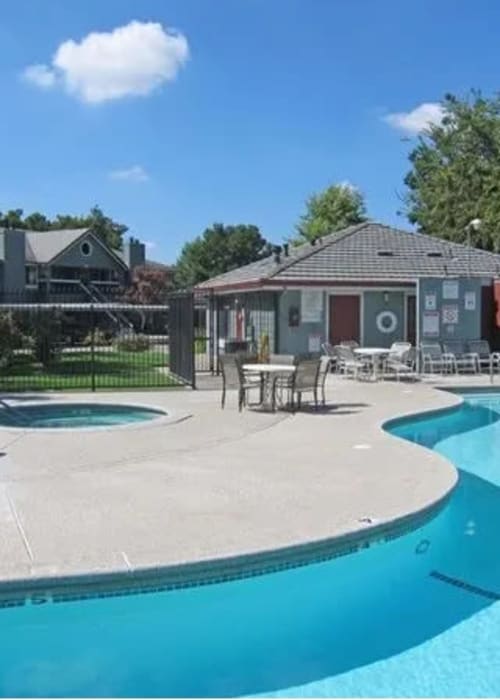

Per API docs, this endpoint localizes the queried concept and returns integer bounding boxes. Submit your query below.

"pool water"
[1,391,500,696]
[0,402,166,428]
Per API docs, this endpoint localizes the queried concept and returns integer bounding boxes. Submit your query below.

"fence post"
[90,304,96,392]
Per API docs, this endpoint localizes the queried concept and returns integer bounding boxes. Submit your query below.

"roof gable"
[25,228,127,269]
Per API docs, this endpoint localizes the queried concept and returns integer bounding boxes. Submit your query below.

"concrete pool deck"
[0,374,496,592]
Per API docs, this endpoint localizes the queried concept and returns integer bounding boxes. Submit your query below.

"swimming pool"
[0,402,166,429]
[0,390,500,696]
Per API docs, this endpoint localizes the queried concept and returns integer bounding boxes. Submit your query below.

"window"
[25,266,38,287]
[80,240,93,257]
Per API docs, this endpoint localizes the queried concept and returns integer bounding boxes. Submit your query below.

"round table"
[242,364,296,410]
[354,348,390,380]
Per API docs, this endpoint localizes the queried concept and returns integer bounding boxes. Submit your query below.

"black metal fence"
[0,288,282,391]
[0,291,176,392]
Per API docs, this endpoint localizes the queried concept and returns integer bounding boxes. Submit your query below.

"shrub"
[114,334,151,352]
[0,312,23,368]
[25,310,63,366]
[82,329,110,347]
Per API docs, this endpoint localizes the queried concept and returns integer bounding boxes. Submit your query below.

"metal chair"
[219,354,263,411]
[321,342,339,372]
[442,340,478,374]
[420,343,454,374]
[383,346,416,381]
[271,355,298,407]
[466,340,500,374]
[289,358,322,410]
[336,345,370,380]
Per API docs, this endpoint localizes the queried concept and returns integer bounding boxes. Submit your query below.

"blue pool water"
[0,402,166,428]
[1,391,500,696]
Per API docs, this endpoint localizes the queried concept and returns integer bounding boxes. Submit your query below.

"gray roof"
[197,222,500,290]
[25,228,90,264]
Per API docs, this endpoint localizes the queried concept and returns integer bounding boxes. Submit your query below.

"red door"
[329,295,360,345]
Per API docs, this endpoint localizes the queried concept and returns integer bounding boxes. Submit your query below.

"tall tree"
[404,91,500,250]
[294,183,367,244]
[175,223,271,288]
[0,209,25,229]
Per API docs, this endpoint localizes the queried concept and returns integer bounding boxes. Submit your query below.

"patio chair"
[340,340,360,349]
[442,340,478,374]
[420,343,454,375]
[466,340,500,374]
[336,345,370,380]
[321,342,339,372]
[289,358,322,410]
[318,355,333,405]
[271,354,298,406]
[383,345,416,381]
[219,354,263,411]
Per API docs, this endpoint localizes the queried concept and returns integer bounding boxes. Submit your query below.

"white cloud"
[384,102,444,135]
[22,63,57,89]
[109,165,150,182]
[144,241,156,250]
[22,20,189,103]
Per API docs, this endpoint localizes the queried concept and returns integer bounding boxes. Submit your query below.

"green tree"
[0,206,128,249]
[404,91,500,250]
[175,223,271,288]
[85,205,128,250]
[0,209,25,229]
[295,183,367,244]
[23,212,51,231]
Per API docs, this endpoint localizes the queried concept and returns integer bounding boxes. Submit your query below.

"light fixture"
[383,291,389,304]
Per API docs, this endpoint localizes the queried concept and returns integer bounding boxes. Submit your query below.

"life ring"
[376,310,398,334]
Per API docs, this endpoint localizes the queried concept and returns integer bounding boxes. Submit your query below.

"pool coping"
[0,487,452,606]
[0,383,477,604]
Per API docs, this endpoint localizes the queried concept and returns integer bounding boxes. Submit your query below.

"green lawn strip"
[0,349,182,391]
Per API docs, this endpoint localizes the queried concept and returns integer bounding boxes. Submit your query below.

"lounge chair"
[219,354,263,411]
[466,340,500,374]
[420,343,454,374]
[383,345,415,381]
[442,340,478,374]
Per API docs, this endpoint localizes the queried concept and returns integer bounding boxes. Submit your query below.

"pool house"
[196,222,500,357]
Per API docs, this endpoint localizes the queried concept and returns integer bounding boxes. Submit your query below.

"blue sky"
[1,0,499,263]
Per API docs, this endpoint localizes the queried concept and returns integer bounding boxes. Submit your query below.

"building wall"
[278,290,326,355]
[418,277,484,344]
[362,291,406,346]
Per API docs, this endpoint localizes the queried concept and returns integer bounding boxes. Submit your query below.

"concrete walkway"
[0,374,490,590]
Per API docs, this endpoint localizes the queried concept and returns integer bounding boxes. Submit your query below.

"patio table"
[354,347,390,381]
[242,363,296,411]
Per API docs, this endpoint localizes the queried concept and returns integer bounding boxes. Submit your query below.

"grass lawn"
[0,349,182,391]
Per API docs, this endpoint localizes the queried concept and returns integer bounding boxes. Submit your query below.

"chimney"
[283,243,289,257]
[123,236,146,272]
[273,245,282,264]
[1,229,26,291]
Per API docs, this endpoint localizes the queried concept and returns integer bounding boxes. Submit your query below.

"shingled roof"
[196,222,500,291]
